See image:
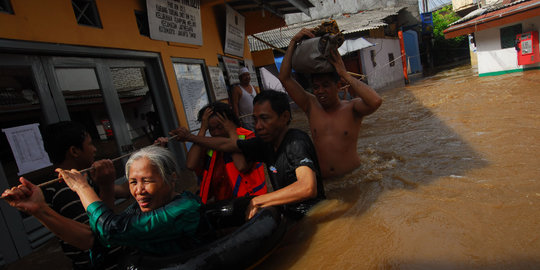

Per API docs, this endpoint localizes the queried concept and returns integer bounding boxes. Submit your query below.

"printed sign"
[147,0,203,45]
[222,56,241,85]
[244,59,260,88]
[208,66,229,100]
[421,12,433,34]
[224,5,245,57]
[173,63,209,130]
[2,123,52,175]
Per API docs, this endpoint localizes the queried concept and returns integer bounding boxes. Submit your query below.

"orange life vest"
[199,127,267,204]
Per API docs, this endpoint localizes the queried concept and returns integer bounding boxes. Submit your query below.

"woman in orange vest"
[185,102,267,204]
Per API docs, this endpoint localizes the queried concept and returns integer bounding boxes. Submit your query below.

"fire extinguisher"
[101,119,113,138]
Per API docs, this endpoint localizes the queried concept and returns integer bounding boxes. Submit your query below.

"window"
[370,50,377,67]
[72,0,102,28]
[0,66,45,187]
[134,10,150,36]
[500,24,522,49]
[0,0,13,14]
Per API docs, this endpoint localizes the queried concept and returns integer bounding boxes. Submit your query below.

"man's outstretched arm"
[278,28,316,113]
[245,166,317,219]
[329,49,382,116]
[170,127,240,153]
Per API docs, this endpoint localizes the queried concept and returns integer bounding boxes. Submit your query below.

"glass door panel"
[0,66,52,188]
[110,66,163,150]
[53,66,124,177]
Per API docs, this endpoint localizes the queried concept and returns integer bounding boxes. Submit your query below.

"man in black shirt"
[171,90,325,220]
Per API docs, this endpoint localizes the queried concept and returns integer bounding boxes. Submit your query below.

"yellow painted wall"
[0,0,270,127]
[252,49,276,67]
[244,10,285,35]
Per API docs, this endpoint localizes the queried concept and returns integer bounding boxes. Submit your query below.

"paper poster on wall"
[244,59,260,88]
[173,63,209,131]
[146,0,203,45]
[207,66,229,100]
[224,5,245,57]
[2,123,52,175]
[222,56,241,85]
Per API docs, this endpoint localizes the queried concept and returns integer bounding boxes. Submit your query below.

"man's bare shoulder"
[232,85,243,96]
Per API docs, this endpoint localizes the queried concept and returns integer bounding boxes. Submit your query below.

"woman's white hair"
[125,146,178,184]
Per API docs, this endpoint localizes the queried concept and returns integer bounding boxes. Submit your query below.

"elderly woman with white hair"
[52,145,205,256]
[3,145,284,269]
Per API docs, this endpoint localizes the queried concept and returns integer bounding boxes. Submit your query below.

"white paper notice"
[208,66,229,100]
[146,0,203,45]
[222,56,240,85]
[2,123,52,175]
[173,63,209,131]
[244,59,260,88]
[224,5,245,57]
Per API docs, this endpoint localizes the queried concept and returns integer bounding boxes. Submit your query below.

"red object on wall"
[516,31,540,66]
[398,30,409,84]
[101,119,113,138]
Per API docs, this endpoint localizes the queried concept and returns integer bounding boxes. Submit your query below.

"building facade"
[445,0,540,76]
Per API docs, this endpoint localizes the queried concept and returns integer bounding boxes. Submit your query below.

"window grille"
[0,0,14,14]
[72,0,102,28]
[500,24,522,49]
[388,53,395,67]
[370,50,377,67]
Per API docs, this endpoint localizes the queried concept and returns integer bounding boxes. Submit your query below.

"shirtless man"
[279,28,383,178]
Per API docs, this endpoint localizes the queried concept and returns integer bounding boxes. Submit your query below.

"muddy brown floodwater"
[255,65,540,270]
[3,66,539,270]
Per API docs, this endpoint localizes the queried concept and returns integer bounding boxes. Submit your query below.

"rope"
[1,134,179,196]
[366,52,426,78]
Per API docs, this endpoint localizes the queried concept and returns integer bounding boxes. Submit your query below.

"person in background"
[232,67,258,130]
[156,102,267,203]
[185,102,267,204]
[3,121,126,270]
[279,28,383,179]
[171,90,325,220]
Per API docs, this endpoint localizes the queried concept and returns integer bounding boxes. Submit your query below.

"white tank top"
[238,85,256,130]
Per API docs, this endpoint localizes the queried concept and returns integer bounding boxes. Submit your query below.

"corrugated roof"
[248,7,406,52]
[449,0,532,26]
[444,0,540,37]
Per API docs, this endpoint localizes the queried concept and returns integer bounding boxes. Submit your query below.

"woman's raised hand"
[55,168,91,193]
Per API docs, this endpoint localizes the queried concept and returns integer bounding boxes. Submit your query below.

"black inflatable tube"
[132,206,289,270]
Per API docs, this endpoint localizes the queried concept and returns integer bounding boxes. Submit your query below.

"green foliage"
[433,5,465,44]
[431,4,469,65]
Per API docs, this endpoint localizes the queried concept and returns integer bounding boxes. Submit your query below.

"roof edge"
[444,1,540,39]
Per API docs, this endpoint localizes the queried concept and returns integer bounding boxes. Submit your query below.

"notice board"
[146,0,203,45]
[207,66,229,101]
[224,5,245,57]
[173,63,209,130]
